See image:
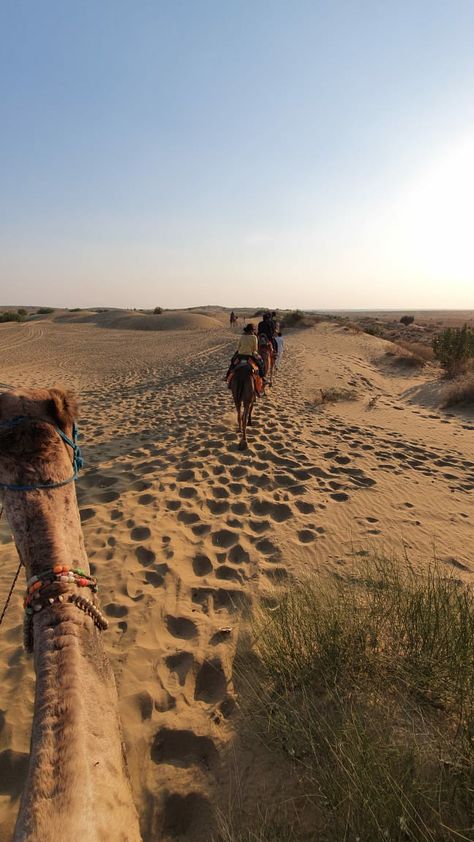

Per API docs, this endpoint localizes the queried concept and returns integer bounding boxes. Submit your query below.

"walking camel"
[230,364,256,449]
[0,388,141,842]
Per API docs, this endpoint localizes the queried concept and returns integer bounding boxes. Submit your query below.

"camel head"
[0,388,86,576]
[0,387,79,492]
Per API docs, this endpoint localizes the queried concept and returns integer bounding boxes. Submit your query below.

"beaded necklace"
[23,565,108,653]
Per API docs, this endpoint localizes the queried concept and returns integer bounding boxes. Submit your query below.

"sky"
[1,1,473,310]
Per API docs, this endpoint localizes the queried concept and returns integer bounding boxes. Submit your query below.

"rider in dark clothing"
[258,312,278,352]
[257,313,273,340]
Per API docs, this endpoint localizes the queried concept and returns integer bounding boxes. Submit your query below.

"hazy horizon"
[1,2,473,310]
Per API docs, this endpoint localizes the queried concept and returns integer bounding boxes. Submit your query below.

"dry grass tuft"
[440,372,474,408]
[386,343,431,368]
[314,387,358,405]
[397,341,435,363]
[227,559,474,842]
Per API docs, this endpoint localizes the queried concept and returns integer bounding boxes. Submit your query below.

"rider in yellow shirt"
[226,323,265,385]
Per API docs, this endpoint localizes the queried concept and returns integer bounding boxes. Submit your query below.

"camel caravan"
[0,388,141,842]
[226,310,283,449]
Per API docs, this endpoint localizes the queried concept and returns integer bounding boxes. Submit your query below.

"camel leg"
[248,399,254,426]
[236,402,242,433]
[239,402,249,450]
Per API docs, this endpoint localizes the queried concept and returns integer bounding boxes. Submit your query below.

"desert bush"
[441,373,474,408]
[69,307,81,312]
[17,308,27,316]
[386,344,429,368]
[234,559,474,842]
[400,315,415,325]
[36,306,55,314]
[253,309,266,317]
[314,387,357,404]
[364,323,384,337]
[153,306,163,314]
[397,340,434,362]
[0,310,25,323]
[283,310,304,327]
[433,324,474,377]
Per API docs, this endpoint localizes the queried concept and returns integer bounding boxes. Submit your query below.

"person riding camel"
[225,323,265,392]
[257,311,278,354]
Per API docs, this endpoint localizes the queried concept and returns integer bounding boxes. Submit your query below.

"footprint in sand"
[80,507,96,522]
[193,555,213,576]
[150,727,218,771]
[298,529,316,543]
[179,486,197,499]
[207,500,229,515]
[330,492,350,502]
[131,526,151,541]
[194,658,227,704]
[104,602,128,618]
[165,652,195,686]
[211,529,238,549]
[178,510,200,525]
[145,570,165,587]
[137,493,155,505]
[295,500,315,514]
[166,616,198,640]
[227,544,250,564]
[216,565,243,583]
[135,546,155,566]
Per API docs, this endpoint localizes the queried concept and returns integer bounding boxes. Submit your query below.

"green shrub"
[0,310,25,323]
[283,310,304,327]
[153,306,163,314]
[234,559,474,841]
[433,324,474,377]
[37,306,55,314]
[17,308,27,317]
[400,315,415,325]
[364,324,383,337]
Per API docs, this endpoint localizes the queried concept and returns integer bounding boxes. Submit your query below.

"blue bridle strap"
[0,417,84,491]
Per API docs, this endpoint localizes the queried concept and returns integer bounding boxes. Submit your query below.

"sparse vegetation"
[17,308,27,317]
[396,340,434,363]
[36,306,55,314]
[69,307,82,312]
[441,372,474,408]
[282,310,304,327]
[314,387,358,404]
[433,324,474,377]
[364,323,384,337]
[153,306,163,314]
[231,560,474,842]
[386,343,430,368]
[400,315,415,325]
[0,310,26,323]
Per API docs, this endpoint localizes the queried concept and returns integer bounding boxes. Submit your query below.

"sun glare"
[397,133,474,284]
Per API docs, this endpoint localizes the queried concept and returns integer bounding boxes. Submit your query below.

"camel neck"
[14,610,141,842]
[3,485,89,578]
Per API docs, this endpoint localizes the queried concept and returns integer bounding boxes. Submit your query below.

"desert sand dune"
[54,309,224,331]
[0,318,472,840]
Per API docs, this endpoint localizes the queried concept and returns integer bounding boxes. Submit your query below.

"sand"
[0,315,472,841]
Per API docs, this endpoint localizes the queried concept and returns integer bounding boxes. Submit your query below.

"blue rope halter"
[0,416,84,491]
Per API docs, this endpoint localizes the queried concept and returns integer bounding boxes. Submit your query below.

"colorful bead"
[53,564,63,574]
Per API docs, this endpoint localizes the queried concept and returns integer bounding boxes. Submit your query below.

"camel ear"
[48,388,79,429]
